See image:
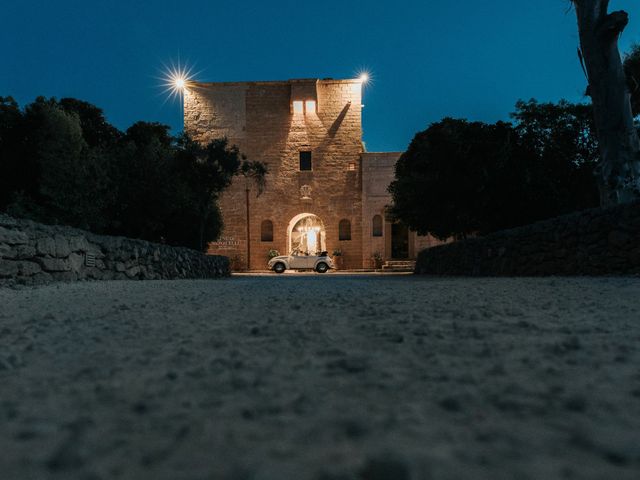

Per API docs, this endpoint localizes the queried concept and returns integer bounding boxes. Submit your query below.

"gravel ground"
[1,274,640,480]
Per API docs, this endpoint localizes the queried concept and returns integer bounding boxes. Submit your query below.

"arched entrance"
[288,213,326,255]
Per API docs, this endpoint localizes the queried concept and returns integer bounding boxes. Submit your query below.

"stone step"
[381,260,416,272]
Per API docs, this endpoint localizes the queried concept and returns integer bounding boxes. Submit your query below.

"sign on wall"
[210,237,241,250]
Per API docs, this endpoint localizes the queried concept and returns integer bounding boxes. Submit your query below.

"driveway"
[1,275,639,479]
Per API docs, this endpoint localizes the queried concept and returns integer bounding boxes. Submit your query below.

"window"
[293,100,316,114]
[305,100,316,113]
[372,215,383,237]
[261,220,273,242]
[339,219,351,241]
[300,151,312,171]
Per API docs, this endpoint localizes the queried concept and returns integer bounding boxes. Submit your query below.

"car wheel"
[273,262,286,274]
[316,262,329,273]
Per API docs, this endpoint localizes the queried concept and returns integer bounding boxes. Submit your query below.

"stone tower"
[184,78,366,269]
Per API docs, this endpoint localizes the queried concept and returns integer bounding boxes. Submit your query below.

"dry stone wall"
[0,215,230,285]
[415,202,640,276]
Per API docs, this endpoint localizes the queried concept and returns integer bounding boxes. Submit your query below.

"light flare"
[355,68,374,89]
[160,62,197,101]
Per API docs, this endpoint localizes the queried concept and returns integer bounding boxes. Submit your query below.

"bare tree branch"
[598,10,629,38]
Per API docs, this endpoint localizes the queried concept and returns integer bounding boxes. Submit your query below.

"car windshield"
[291,249,322,257]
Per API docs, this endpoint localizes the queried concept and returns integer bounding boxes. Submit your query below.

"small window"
[305,100,316,113]
[293,101,304,114]
[347,163,356,171]
[300,151,312,171]
[339,219,351,241]
[261,220,273,242]
[372,215,383,237]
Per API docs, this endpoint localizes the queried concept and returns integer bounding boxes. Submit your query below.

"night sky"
[2,0,639,152]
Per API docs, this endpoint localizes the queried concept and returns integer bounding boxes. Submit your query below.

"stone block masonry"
[0,215,230,286]
[415,201,640,276]
[184,79,365,270]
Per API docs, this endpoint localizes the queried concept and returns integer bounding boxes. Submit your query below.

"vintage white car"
[268,250,334,274]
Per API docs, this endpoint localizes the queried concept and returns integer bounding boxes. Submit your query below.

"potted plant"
[372,252,384,270]
[267,249,280,261]
[332,249,343,270]
[229,254,245,272]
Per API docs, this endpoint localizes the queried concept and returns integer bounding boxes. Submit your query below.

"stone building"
[183,77,440,270]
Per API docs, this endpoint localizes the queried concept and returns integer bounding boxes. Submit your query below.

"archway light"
[288,213,326,254]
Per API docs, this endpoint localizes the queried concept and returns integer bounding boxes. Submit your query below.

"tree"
[389,101,602,240]
[168,136,245,251]
[0,97,25,210]
[572,0,640,205]
[58,98,121,149]
[0,95,264,252]
[388,118,522,240]
[9,97,110,230]
[623,44,640,117]
[107,121,177,241]
[512,99,600,217]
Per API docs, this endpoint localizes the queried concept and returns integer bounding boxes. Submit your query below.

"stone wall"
[415,202,640,276]
[0,215,230,285]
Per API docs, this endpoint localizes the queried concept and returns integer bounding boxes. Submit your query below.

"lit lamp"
[356,71,370,108]
[170,74,188,94]
[161,63,193,100]
[174,77,186,90]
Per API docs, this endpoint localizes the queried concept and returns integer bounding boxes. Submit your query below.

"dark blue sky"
[2,1,639,152]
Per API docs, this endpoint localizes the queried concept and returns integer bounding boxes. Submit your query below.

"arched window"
[261,220,273,242]
[372,215,383,237]
[339,219,351,241]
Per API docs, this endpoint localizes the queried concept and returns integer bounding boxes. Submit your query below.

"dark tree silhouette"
[512,99,600,216]
[623,44,640,117]
[107,121,177,241]
[572,0,640,204]
[58,98,121,148]
[0,96,264,251]
[389,101,600,240]
[171,136,246,251]
[0,97,25,210]
[389,118,523,240]
[9,97,110,231]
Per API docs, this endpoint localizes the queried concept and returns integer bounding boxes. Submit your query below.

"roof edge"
[190,78,362,87]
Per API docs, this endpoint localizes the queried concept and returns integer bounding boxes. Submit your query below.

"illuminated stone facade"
[184,78,440,270]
